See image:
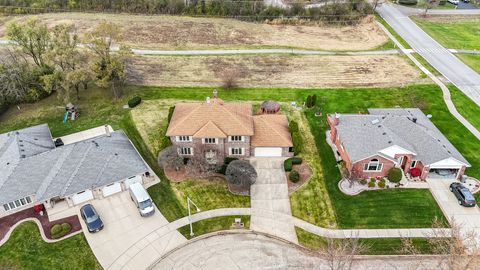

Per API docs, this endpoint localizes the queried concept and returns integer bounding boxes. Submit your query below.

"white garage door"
[102,182,122,197]
[71,189,94,205]
[124,175,143,189]
[254,147,282,157]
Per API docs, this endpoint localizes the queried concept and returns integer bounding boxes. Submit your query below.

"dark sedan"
[80,204,104,233]
[450,182,476,207]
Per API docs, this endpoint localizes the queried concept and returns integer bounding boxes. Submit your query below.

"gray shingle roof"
[0,126,149,205]
[334,108,469,166]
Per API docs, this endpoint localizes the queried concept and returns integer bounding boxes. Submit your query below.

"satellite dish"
[426,114,432,119]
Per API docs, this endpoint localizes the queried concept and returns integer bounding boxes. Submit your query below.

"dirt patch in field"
[412,14,480,23]
[0,13,388,51]
[126,54,426,88]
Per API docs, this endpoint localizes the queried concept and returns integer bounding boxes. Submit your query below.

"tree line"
[0,19,129,112]
[0,0,374,24]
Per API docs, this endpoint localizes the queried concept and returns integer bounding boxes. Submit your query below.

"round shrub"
[50,222,72,239]
[289,170,300,183]
[368,181,375,188]
[360,179,368,185]
[378,180,386,188]
[128,96,142,108]
[388,168,403,183]
[284,157,302,172]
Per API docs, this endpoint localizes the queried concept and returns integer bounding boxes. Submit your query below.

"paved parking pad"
[76,192,186,269]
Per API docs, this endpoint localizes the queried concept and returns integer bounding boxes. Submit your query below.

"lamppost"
[187,196,201,237]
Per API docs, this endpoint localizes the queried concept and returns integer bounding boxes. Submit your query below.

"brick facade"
[350,155,396,180]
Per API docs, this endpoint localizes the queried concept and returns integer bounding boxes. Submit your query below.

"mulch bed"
[287,161,313,194]
[164,166,189,183]
[0,206,81,241]
[228,183,250,196]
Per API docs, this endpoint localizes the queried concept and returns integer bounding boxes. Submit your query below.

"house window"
[230,148,244,155]
[177,136,192,142]
[203,138,217,144]
[179,147,193,155]
[363,159,383,172]
[3,196,32,212]
[411,160,417,168]
[229,136,244,142]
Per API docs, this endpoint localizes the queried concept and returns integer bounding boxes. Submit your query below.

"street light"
[187,196,201,237]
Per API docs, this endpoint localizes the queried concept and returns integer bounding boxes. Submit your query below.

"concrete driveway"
[428,178,480,232]
[77,191,186,269]
[249,158,298,244]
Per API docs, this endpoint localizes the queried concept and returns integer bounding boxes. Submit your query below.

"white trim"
[3,196,33,212]
[429,157,468,169]
[178,147,193,156]
[202,138,217,144]
[411,160,417,168]
[229,147,244,156]
[176,136,192,142]
[363,159,383,172]
[228,135,244,142]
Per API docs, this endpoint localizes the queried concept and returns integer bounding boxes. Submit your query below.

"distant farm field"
[0,13,388,51]
[127,54,426,88]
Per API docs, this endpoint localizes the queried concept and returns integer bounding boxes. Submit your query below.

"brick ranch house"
[0,124,151,218]
[327,108,470,181]
[166,93,294,164]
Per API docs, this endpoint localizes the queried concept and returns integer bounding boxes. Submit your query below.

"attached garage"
[102,182,122,197]
[71,189,94,205]
[254,147,282,157]
[124,175,143,189]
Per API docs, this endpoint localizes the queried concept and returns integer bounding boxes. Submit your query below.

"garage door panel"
[124,175,143,189]
[255,147,282,157]
[71,189,94,205]
[102,182,122,197]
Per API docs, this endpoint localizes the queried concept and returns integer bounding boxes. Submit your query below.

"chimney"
[105,125,111,137]
[213,89,218,98]
[206,97,211,104]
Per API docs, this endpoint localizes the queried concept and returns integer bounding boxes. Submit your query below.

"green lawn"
[413,16,480,50]
[2,84,480,229]
[0,222,101,270]
[457,54,480,73]
[295,227,436,255]
[177,215,250,239]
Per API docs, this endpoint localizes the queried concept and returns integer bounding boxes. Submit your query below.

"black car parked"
[80,204,104,233]
[450,182,476,207]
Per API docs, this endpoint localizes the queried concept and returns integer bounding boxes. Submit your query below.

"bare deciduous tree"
[219,68,240,90]
[158,146,184,171]
[317,234,369,270]
[225,160,257,191]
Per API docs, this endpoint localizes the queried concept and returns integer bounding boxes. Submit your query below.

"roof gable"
[193,121,227,138]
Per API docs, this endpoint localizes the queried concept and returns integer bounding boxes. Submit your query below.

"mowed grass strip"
[177,215,250,240]
[413,15,480,50]
[0,222,101,270]
[295,227,437,255]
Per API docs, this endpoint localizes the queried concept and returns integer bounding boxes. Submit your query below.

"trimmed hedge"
[284,157,302,172]
[378,179,386,188]
[398,0,418,5]
[167,106,175,123]
[289,170,300,183]
[387,168,403,183]
[368,181,375,188]
[128,96,142,108]
[50,223,72,239]
[289,121,303,155]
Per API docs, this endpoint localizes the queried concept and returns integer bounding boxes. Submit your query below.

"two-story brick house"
[327,108,470,181]
[166,94,293,164]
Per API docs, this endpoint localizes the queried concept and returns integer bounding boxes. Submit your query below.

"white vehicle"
[129,182,155,217]
[448,0,459,4]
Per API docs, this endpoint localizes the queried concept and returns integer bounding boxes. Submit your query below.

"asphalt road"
[378,3,480,106]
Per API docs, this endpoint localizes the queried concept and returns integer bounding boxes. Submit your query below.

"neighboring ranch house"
[166,95,293,163]
[327,108,470,181]
[0,124,151,218]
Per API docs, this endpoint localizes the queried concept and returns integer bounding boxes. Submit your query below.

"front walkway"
[249,158,298,244]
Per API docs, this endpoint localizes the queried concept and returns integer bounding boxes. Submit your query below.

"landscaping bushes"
[289,121,303,155]
[128,96,142,108]
[398,0,418,5]
[289,170,300,182]
[306,94,317,108]
[368,178,376,188]
[217,157,238,175]
[388,168,402,183]
[378,179,386,188]
[50,223,72,239]
[284,157,303,171]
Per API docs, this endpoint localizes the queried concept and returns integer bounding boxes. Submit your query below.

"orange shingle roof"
[166,98,254,137]
[251,115,293,147]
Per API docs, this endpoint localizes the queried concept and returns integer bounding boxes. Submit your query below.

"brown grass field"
[127,54,426,88]
[0,13,388,51]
